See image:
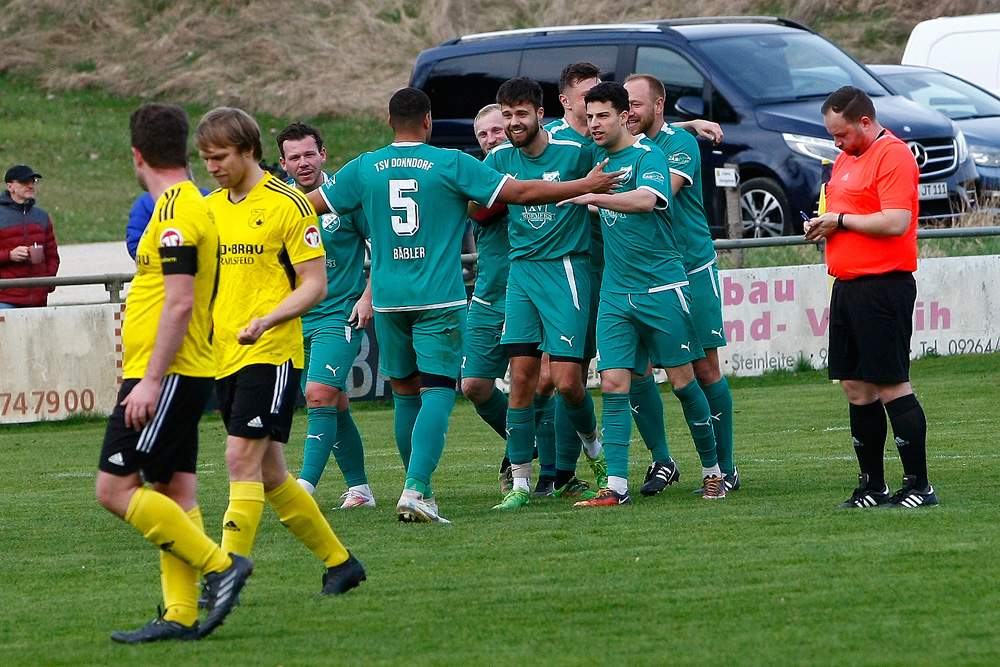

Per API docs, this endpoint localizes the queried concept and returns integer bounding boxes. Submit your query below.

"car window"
[694,33,886,103]
[635,46,705,119]
[884,71,1000,120]
[518,45,618,115]
[425,53,519,119]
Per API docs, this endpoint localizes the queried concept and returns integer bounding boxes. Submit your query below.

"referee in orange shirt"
[805,86,937,509]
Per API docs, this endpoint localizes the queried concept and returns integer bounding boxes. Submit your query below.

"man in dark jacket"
[1,165,60,307]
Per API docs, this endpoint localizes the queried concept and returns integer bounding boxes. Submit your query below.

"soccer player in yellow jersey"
[96,103,251,644]
[194,107,365,595]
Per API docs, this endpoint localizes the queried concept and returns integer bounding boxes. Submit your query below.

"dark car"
[410,17,979,236]
[869,63,1000,203]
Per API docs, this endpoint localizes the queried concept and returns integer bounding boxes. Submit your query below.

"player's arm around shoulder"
[498,158,621,205]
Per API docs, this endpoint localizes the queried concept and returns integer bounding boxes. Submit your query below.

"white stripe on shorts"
[345,325,352,343]
[270,361,290,415]
[562,256,581,311]
[135,374,180,454]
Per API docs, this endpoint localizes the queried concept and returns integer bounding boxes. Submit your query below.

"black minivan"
[410,17,979,237]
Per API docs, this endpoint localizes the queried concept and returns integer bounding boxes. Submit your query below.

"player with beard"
[623,74,738,495]
[485,77,620,509]
[307,88,620,522]
[276,122,375,509]
[560,82,725,505]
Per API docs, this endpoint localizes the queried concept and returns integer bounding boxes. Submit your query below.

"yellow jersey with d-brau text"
[207,171,324,378]
[123,181,219,379]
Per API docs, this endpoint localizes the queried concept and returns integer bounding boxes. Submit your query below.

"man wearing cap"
[1,165,60,307]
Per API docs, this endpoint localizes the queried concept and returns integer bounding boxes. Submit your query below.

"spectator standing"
[0,165,60,307]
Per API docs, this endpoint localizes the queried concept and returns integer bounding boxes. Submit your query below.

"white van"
[902,14,1000,95]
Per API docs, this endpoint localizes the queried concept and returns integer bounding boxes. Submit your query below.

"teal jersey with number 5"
[592,137,687,293]
[319,142,508,312]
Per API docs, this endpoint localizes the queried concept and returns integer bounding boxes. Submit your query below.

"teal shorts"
[688,259,727,350]
[374,306,467,380]
[302,318,365,391]
[502,255,591,359]
[463,298,508,380]
[596,286,704,372]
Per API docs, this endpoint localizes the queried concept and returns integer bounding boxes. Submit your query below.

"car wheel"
[740,177,792,237]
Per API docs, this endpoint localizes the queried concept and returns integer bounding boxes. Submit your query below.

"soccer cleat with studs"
[199,553,253,639]
[553,476,597,500]
[492,488,530,509]
[838,473,891,509]
[111,607,199,644]
[396,488,452,523]
[887,475,939,508]
[640,459,680,496]
[701,474,727,500]
[574,488,632,507]
[337,487,376,509]
[531,477,555,498]
[321,554,367,595]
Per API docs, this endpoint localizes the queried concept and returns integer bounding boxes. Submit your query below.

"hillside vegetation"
[1,0,996,118]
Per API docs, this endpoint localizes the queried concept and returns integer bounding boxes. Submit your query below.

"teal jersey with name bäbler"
[289,173,370,331]
[320,142,507,312]
[593,137,687,294]
[484,132,593,261]
[471,212,510,307]
[647,123,715,272]
[544,119,604,272]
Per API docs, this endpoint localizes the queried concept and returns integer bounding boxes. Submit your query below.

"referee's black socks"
[885,394,929,490]
[849,399,888,489]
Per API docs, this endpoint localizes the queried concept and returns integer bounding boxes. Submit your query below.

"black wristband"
[837,213,846,231]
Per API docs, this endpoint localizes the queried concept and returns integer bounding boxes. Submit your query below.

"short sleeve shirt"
[484,132,593,261]
[824,131,919,280]
[289,173,370,330]
[647,123,716,272]
[319,142,507,312]
[207,172,324,377]
[471,212,511,306]
[592,138,688,293]
[123,181,219,379]
[545,119,604,271]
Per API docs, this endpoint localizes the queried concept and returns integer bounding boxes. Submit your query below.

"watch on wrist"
[837,213,846,231]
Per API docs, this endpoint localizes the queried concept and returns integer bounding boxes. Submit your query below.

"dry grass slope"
[0,0,997,117]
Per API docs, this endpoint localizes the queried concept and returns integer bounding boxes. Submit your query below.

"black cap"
[4,165,42,183]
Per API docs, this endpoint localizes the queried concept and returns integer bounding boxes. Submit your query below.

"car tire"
[740,177,793,237]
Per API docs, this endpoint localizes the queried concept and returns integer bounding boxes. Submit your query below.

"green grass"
[2,353,999,665]
[0,74,392,244]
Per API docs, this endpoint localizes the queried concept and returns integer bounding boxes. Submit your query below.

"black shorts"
[828,271,916,384]
[217,361,301,443]
[99,375,214,484]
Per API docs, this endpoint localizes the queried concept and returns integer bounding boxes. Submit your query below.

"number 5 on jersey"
[390,179,419,236]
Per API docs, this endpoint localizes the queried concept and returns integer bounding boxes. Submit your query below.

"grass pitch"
[2,354,999,666]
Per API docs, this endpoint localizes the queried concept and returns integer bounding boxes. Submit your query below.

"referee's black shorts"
[828,271,916,384]
[99,375,214,484]
[217,360,301,443]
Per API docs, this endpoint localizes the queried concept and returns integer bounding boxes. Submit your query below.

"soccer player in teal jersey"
[277,123,376,509]
[561,82,727,505]
[624,74,738,494]
[307,88,620,523]
[461,105,519,493]
[541,63,608,497]
[486,76,623,510]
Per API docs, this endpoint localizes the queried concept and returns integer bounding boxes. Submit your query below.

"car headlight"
[969,142,1000,168]
[782,133,841,162]
[955,128,969,163]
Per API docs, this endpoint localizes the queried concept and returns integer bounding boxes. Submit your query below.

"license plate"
[918,181,948,200]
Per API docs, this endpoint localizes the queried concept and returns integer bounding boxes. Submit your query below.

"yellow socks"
[220,481,265,557]
[266,474,350,568]
[124,487,231,576]
[159,506,204,627]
